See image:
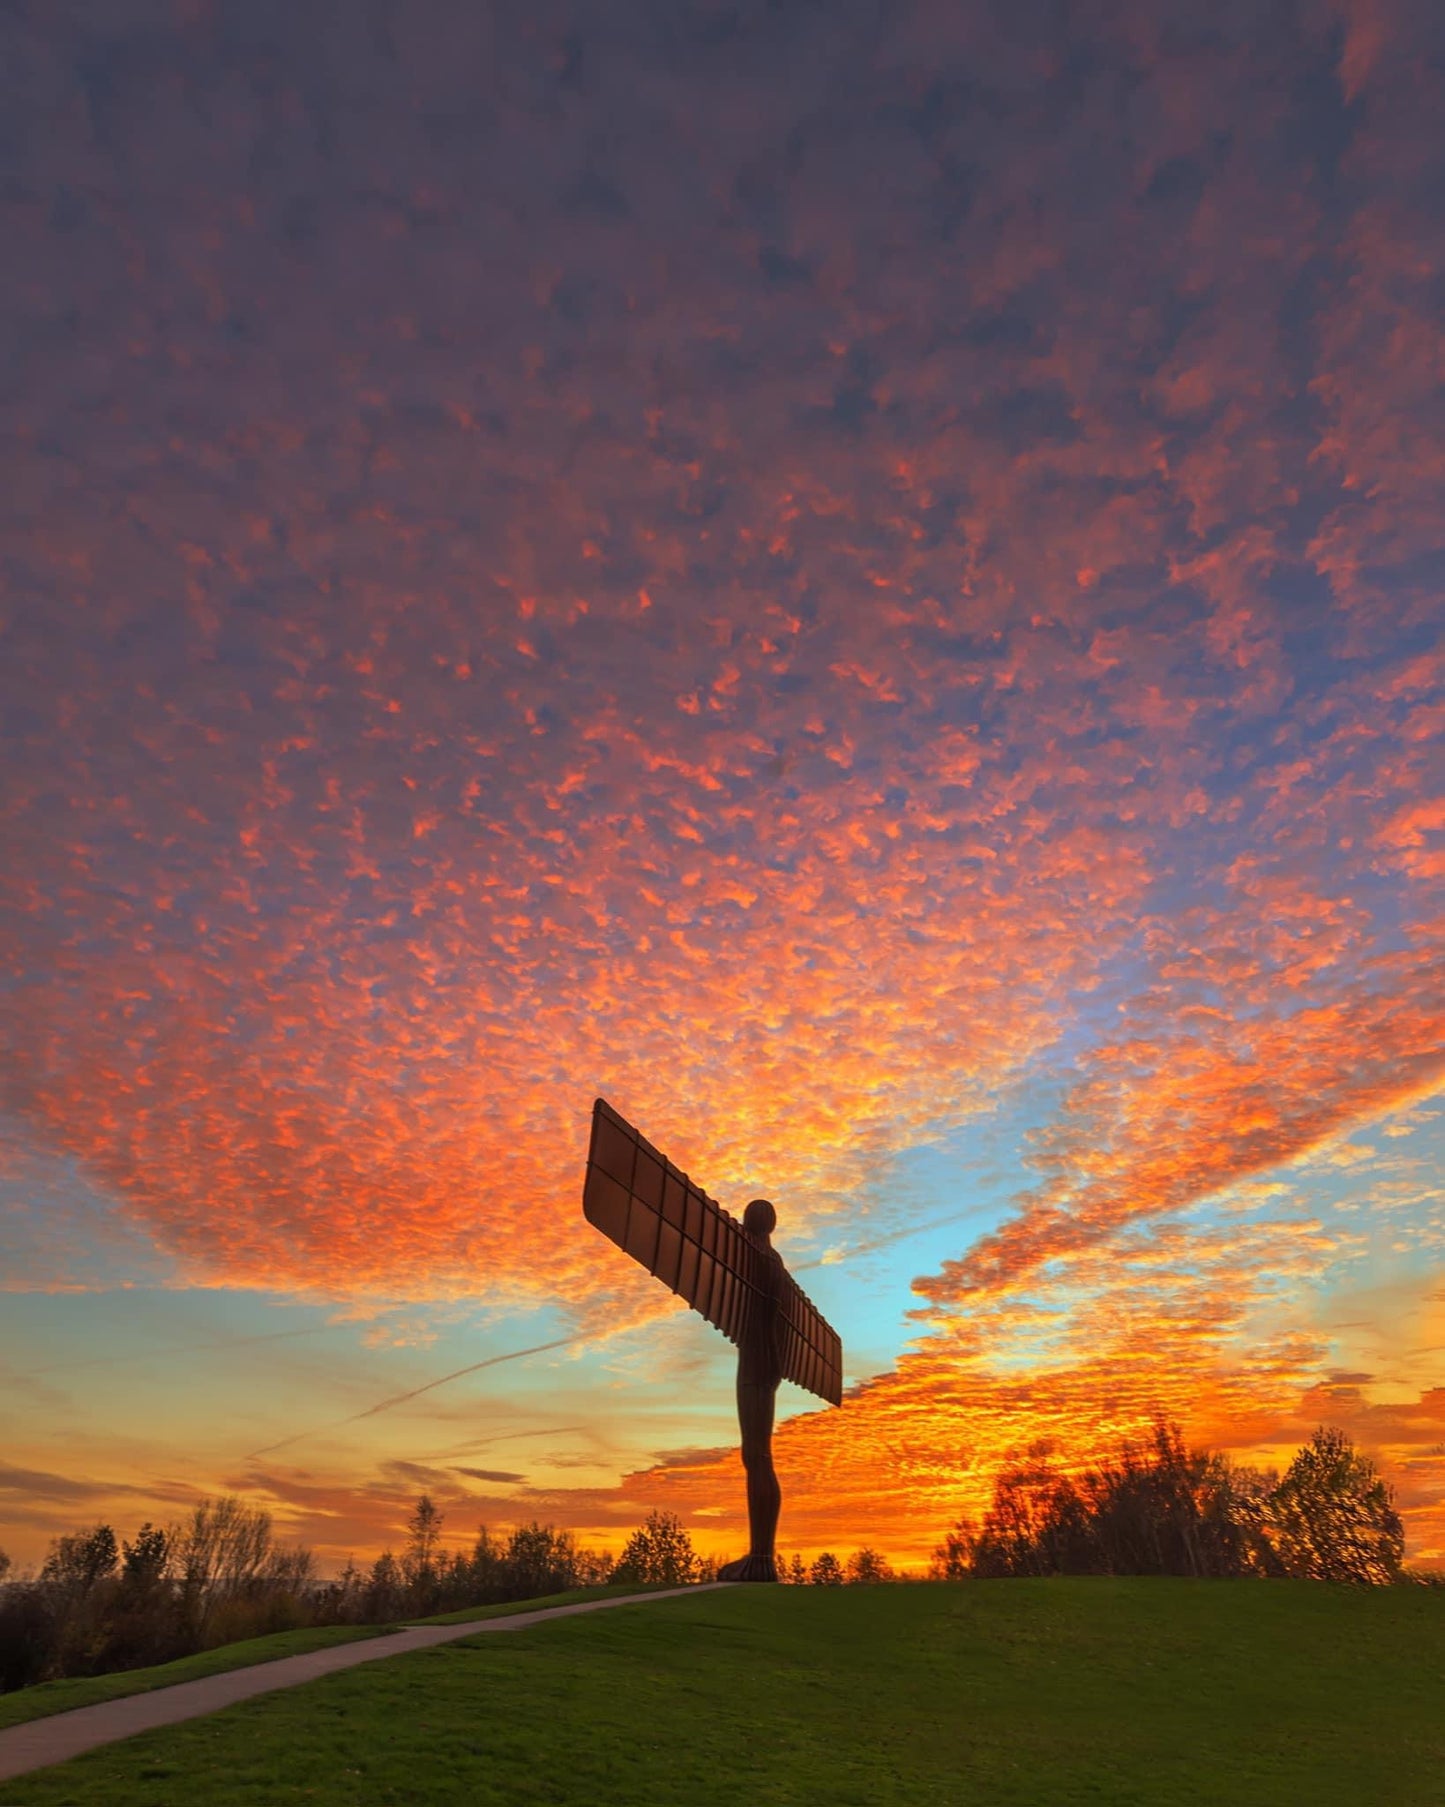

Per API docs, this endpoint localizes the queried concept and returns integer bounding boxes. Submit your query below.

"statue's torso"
[737,1243,785,1388]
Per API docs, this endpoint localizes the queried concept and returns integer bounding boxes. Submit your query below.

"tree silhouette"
[121,1525,169,1591]
[809,1551,844,1585]
[365,1550,403,1619]
[1077,1424,1253,1577]
[1268,1427,1404,1585]
[971,1454,1064,1577]
[175,1497,275,1633]
[938,1423,1411,1583]
[403,1495,444,1595]
[845,1547,893,1583]
[929,1519,976,1579]
[612,1511,698,1586]
[41,1525,118,1594]
[502,1523,579,1598]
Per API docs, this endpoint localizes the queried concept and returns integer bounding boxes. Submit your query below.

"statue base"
[717,1552,778,1583]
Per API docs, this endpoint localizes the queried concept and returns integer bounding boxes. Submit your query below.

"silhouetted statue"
[582,1099,843,1582]
[718,1197,786,1581]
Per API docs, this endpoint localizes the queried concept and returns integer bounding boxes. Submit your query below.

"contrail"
[348,1334,591,1422]
[243,1208,962,1463]
[244,1333,591,1459]
[790,1206,982,1271]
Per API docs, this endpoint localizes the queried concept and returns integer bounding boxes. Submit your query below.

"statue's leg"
[742,1385,781,1556]
[719,1378,780,1582]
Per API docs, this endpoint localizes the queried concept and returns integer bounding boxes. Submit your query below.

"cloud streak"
[244,1334,594,1459]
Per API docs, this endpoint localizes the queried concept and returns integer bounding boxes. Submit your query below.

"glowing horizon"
[2,0,1442,1576]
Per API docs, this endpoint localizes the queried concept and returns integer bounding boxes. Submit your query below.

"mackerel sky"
[2,0,1442,1571]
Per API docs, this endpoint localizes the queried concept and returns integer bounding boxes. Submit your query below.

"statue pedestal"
[718,1552,778,1583]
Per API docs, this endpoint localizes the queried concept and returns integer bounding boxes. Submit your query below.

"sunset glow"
[2,0,1442,1575]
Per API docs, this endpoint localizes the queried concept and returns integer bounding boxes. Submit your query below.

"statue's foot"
[717,1552,778,1583]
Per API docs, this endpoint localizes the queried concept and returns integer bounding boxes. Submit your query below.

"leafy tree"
[612,1511,698,1587]
[41,1525,118,1593]
[0,1549,10,1584]
[809,1551,844,1585]
[845,1547,893,1583]
[785,1553,808,1585]
[468,1524,504,1596]
[365,1550,403,1619]
[502,1523,579,1598]
[575,1546,616,1586]
[1215,1462,1285,1578]
[1268,1427,1404,1585]
[121,1524,170,1591]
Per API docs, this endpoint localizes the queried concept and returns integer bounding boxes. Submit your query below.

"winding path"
[0,1584,725,1784]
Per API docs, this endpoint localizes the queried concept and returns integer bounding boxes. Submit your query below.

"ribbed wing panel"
[778,1272,844,1407]
[583,1096,843,1405]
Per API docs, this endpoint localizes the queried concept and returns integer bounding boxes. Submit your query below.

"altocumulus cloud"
[1,0,1442,1563]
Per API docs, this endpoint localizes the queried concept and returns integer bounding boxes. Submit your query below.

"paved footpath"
[0,1584,727,1784]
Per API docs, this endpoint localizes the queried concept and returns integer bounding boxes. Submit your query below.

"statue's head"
[743,1197,777,1239]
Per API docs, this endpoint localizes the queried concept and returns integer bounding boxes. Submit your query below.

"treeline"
[0,1498,697,1696]
[930,1425,1418,1585]
[777,1548,895,1585]
[1,1423,1429,1695]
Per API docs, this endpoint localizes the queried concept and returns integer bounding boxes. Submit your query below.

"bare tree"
[174,1498,276,1636]
[971,1454,1065,1577]
[929,1519,976,1580]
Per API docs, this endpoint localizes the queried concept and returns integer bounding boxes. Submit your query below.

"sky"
[2,0,1442,1575]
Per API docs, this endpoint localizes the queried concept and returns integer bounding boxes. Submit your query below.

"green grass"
[4,1581,1442,1804]
[0,1587,659,1732]
[0,1624,393,1733]
[407,1581,670,1624]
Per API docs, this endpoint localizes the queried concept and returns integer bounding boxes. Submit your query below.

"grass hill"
[6,1579,1442,1805]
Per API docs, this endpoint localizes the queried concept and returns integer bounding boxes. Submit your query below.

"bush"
[0,1583,60,1692]
[0,1496,629,1699]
